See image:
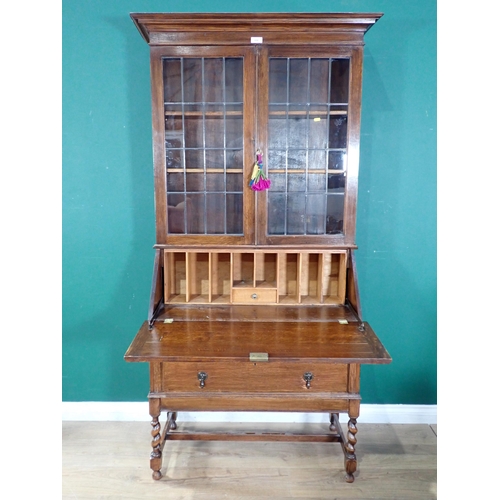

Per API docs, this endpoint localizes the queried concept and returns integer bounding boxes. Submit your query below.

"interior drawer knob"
[251,293,258,299]
[303,372,314,389]
[197,371,208,388]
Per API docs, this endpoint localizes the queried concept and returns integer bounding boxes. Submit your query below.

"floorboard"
[62,421,437,499]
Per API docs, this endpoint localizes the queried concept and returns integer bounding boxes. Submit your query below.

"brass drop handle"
[197,371,208,389]
[303,372,314,389]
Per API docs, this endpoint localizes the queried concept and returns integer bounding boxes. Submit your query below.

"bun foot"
[152,470,162,480]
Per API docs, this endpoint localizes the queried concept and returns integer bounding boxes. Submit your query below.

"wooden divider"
[163,250,347,305]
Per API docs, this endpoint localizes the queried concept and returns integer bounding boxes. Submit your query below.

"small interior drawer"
[232,288,277,304]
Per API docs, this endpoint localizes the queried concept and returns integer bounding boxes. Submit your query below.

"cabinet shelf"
[268,110,347,117]
[167,168,243,173]
[268,169,345,174]
[165,110,243,117]
[167,168,344,175]
[164,110,347,118]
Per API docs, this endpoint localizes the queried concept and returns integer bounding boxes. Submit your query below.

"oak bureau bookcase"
[124,12,391,483]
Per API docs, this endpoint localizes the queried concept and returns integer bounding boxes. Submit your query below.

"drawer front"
[162,361,348,393]
[232,288,277,304]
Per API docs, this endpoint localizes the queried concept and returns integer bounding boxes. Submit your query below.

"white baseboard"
[62,402,436,425]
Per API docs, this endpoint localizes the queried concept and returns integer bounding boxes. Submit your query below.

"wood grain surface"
[125,320,391,364]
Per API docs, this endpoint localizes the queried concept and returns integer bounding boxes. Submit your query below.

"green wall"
[63,0,436,404]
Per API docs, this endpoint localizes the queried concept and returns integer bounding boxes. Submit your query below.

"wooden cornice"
[131,12,383,46]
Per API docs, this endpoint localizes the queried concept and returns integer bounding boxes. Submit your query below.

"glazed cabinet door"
[256,47,364,246]
[150,46,256,245]
[149,44,364,247]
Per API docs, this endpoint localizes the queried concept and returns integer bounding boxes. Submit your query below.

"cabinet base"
[149,410,358,483]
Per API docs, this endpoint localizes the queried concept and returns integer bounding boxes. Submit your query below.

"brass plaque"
[249,352,269,362]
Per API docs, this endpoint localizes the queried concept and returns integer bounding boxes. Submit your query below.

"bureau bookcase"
[124,13,391,483]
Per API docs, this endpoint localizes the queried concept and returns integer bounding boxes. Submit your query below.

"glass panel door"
[163,56,244,235]
[267,57,350,237]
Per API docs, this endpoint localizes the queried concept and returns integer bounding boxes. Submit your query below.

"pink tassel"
[249,150,271,191]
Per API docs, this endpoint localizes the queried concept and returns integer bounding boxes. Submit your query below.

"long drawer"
[161,361,348,393]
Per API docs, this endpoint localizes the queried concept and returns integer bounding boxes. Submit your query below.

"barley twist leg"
[344,417,358,483]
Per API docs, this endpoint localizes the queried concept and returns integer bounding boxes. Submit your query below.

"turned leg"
[149,399,163,480]
[169,411,178,430]
[344,417,358,483]
[329,413,339,432]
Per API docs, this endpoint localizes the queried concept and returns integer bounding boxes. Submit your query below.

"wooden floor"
[62,420,437,499]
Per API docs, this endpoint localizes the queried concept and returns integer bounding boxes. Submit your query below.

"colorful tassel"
[249,150,271,191]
